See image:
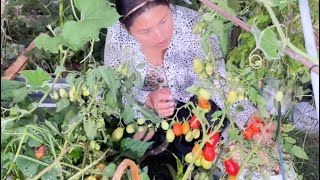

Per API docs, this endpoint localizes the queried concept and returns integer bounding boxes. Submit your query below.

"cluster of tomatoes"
[164,115,202,143]
[184,130,220,170]
[243,117,264,140]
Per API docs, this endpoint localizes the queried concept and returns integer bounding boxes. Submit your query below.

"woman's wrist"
[145,93,154,110]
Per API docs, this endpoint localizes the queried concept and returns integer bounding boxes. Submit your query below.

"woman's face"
[128,5,174,51]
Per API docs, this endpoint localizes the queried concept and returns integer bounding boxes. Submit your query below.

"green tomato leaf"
[120,138,153,159]
[138,106,161,124]
[16,157,40,178]
[282,124,295,133]
[1,79,25,101]
[20,67,51,88]
[284,136,296,144]
[83,119,97,140]
[290,145,309,160]
[122,105,134,125]
[56,98,70,112]
[251,23,282,60]
[140,172,150,180]
[35,0,119,53]
[103,163,117,177]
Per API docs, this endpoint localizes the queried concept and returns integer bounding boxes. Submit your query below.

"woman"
[104,0,264,129]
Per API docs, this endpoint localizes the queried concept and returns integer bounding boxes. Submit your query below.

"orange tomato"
[35,145,47,159]
[192,144,203,160]
[173,122,182,136]
[181,122,191,135]
[198,98,211,112]
[228,175,237,180]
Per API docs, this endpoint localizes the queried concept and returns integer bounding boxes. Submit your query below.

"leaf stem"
[70,0,80,21]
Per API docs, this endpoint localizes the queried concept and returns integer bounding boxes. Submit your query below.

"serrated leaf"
[290,145,308,160]
[172,153,184,179]
[41,167,60,180]
[103,163,116,177]
[1,79,25,101]
[56,98,70,112]
[83,119,97,140]
[122,105,134,125]
[11,87,30,103]
[120,138,153,159]
[35,34,64,53]
[20,67,51,88]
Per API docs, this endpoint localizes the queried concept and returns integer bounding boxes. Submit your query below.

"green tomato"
[185,131,194,142]
[90,141,96,149]
[166,129,175,143]
[198,88,211,100]
[161,120,169,130]
[192,129,201,139]
[53,91,59,100]
[195,159,202,167]
[201,157,213,169]
[137,117,146,125]
[185,152,193,164]
[95,143,100,150]
[205,63,213,76]
[126,124,135,134]
[59,88,68,98]
[275,91,284,102]
[112,127,124,142]
[193,58,204,74]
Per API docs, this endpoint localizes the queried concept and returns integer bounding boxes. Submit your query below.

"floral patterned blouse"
[104,5,257,128]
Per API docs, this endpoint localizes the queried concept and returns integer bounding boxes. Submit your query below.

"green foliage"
[35,0,119,53]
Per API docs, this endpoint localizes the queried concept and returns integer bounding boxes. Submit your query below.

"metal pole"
[298,0,319,121]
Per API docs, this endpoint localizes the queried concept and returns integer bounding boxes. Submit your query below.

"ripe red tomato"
[203,146,216,161]
[189,115,200,129]
[243,127,254,140]
[173,122,182,136]
[224,159,240,176]
[250,117,262,133]
[205,131,220,147]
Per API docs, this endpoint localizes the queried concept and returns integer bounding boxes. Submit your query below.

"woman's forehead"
[130,5,172,31]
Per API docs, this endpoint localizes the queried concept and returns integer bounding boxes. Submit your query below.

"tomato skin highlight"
[189,115,201,129]
[224,159,240,176]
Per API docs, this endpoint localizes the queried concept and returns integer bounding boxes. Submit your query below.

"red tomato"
[189,115,200,129]
[224,159,240,176]
[173,122,182,136]
[243,127,254,140]
[203,146,216,161]
[205,131,220,147]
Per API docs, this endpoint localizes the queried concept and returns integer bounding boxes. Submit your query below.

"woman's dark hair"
[115,0,170,28]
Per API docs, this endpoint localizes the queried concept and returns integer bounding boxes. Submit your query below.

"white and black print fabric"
[104,5,256,128]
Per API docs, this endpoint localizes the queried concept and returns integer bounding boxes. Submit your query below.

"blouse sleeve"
[209,36,257,129]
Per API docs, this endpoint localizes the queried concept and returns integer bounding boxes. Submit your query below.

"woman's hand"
[145,88,175,118]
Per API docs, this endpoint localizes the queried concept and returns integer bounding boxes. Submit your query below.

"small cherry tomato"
[203,146,216,161]
[35,145,47,159]
[173,122,182,136]
[224,159,240,176]
[198,98,211,112]
[243,126,254,140]
[182,122,191,135]
[189,115,201,129]
[205,131,220,147]
[192,144,203,160]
